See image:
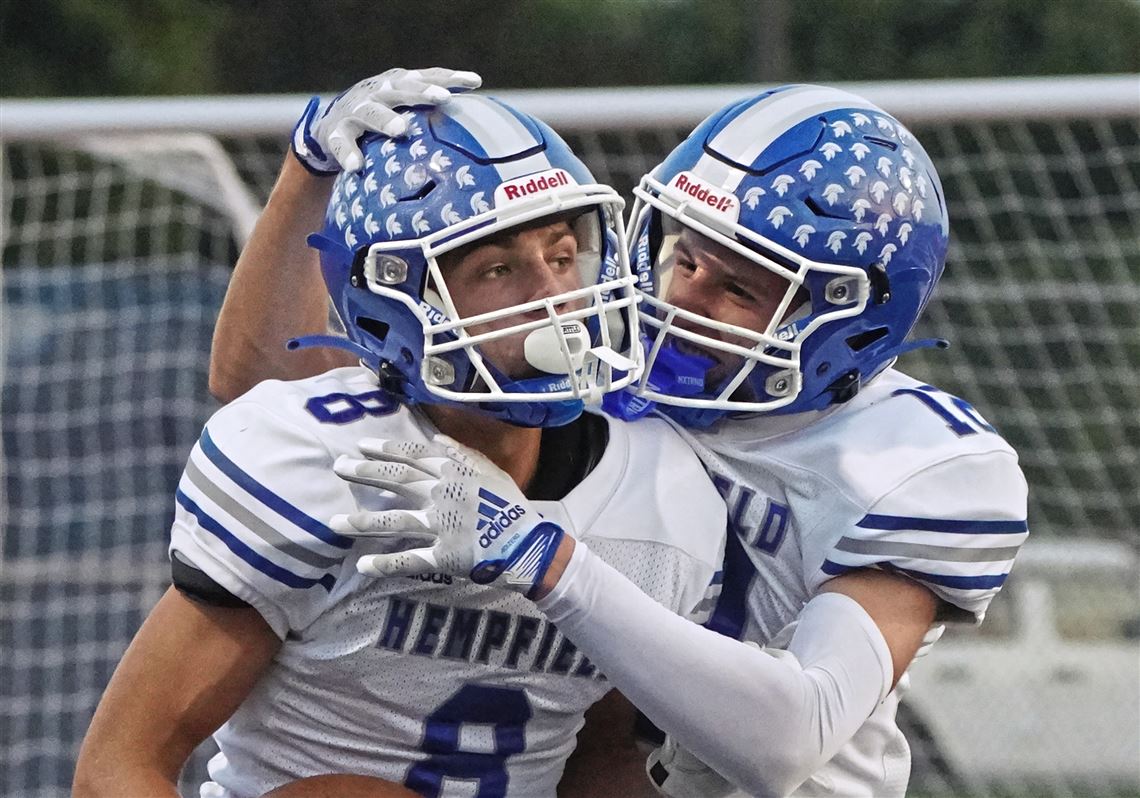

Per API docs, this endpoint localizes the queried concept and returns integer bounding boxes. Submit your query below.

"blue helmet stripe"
[445,95,552,179]
[692,85,884,190]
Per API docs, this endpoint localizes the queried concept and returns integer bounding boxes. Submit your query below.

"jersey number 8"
[406,684,532,798]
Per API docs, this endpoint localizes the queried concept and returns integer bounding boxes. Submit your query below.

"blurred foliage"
[1,0,225,96]
[793,0,1140,80]
[3,0,1139,97]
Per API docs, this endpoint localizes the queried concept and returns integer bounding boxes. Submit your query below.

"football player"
[72,77,725,798]
[332,85,1030,797]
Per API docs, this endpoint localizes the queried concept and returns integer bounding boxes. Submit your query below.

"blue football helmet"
[304,94,640,427]
[619,84,950,427]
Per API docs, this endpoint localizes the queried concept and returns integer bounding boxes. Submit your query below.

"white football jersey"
[169,367,725,798]
[675,368,1029,798]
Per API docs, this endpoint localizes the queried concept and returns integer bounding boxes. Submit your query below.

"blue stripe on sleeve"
[857,514,1028,535]
[177,490,336,592]
[200,427,353,550]
[822,558,1007,590]
[821,559,857,576]
[885,563,1009,590]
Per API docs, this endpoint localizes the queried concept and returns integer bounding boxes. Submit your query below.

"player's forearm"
[74,695,189,798]
[72,761,182,798]
[74,657,199,798]
[537,543,893,797]
[209,155,351,403]
[76,590,280,798]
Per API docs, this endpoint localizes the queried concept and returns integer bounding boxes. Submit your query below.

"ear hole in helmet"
[356,316,390,343]
[803,196,847,221]
[862,135,897,151]
[869,262,892,303]
[846,327,888,351]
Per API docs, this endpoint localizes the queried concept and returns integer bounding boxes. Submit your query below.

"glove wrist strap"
[517,522,566,600]
[291,96,339,176]
[470,521,565,598]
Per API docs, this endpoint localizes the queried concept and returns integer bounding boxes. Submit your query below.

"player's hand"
[647,735,735,798]
[291,67,482,175]
[331,435,564,598]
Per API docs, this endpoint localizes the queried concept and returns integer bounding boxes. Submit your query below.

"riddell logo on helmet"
[669,172,740,220]
[493,169,577,206]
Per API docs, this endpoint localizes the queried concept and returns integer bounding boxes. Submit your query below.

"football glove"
[647,734,736,798]
[291,67,482,174]
[331,435,564,598]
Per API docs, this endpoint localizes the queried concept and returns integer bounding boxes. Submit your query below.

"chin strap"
[603,340,716,422]
[288,335,584,428]
[609,335,952,423]
[884,337,950,359]
[602,388,656,421]
[286,334,379,370]
[816,337,952,410]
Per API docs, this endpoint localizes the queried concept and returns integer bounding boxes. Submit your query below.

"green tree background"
[3,0,1139,97]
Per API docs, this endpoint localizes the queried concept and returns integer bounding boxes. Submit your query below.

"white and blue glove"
[291,67,482,175]
[331,435,564,598]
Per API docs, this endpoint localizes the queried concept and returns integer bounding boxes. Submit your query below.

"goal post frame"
[3,74,1138,139]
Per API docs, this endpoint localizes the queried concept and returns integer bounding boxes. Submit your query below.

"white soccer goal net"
[2,76,1137,797]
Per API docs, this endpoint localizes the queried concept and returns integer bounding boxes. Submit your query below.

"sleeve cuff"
[534,537,592,620]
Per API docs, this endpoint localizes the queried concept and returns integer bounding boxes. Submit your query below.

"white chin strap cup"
[523,321,637,405]
[524,321,592,374]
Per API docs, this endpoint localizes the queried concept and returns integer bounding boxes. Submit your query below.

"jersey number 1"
[892,385,995,437]
[406,684,532,798]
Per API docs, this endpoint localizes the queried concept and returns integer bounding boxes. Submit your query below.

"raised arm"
[208,155,345,402]
[73,587,281,798]
[208,68,482,403]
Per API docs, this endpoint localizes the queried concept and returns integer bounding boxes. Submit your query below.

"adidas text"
[479,504,527,548]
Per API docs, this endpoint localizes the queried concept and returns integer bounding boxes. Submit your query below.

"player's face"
[662,229,794,384]
[440,219,584,379]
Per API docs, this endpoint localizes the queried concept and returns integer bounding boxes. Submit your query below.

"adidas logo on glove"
[476,488,527,548]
